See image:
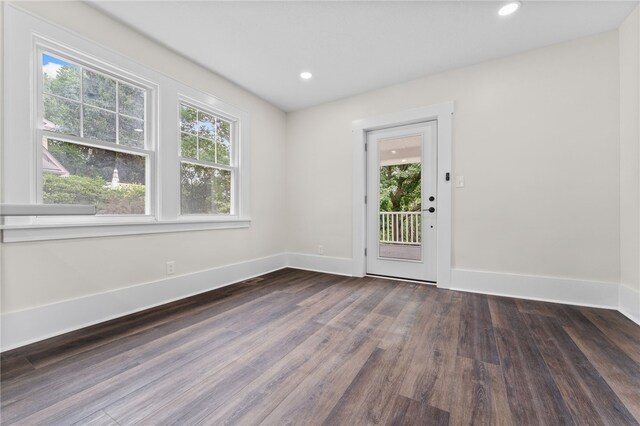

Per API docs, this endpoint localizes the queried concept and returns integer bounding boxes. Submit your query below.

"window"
[179,103,234,215]
[3,5,250,242]
[39,52,151,215]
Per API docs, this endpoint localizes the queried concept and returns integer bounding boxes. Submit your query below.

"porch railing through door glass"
[379,212,421,245]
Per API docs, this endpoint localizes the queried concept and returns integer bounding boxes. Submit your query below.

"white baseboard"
[1,253,287,352]
[285,252,353,276]
[619,284,640,326]
[450,269,619,309]
[4,253,637,352]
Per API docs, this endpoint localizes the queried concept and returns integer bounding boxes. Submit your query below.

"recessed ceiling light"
[498,1,521,16]
[300,71,313,80]
[401,159,407,163]
[391,150,397,154]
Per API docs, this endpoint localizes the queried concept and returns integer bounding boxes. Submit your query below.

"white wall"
[619,5,640,323]
[0,2,288,313]
[0,2,634,339]
[286,31,621,284]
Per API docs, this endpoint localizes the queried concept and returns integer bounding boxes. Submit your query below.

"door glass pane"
[378,135,422,261]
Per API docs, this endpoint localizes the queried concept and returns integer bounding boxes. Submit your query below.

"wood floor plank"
[6,278,333,424]
[90,279,360,425]
[27,303,326,425]
[457,292,500,365]
[4,327,240,425]
[377,299,420,350]
[310,280,370,324]
[399,297,462,412]
[202,324,353,425]
[136,363,261,425]
[490,296,576,425]
[515,298,559,318]
[449,356,513,425]
[201,280,383,425]
[494,325,576,425]
[2,298,196,364]
[2,269,639,426]
[322,347,406,425]
[523,312,637,424]
[388,395,449,426]
[2,325,167,399]
[3,268,295,370]
[104,316,324,425]
[579,306,640,365]
[324,278,396,330]
[0,355,34,382]
[373,281,419,318]
[296,274,359,307]
[1,269,315,387]
[260,313,393,425]
[22,298,199,370]
[556,305,640,422]
[1,288,293,406]
[71,410,119,426]
[487,296,514,330]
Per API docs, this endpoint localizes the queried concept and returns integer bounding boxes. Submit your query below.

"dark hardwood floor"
[1,268,639,425]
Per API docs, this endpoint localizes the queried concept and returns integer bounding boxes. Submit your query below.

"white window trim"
[2,4,251,242]
[35,41,158,220]
[177,96,241,219]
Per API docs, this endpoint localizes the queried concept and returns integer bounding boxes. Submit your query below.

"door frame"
[351,102,453,287]
[366,122,437,282]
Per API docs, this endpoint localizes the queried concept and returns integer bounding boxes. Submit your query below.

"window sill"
[1,218,251,242]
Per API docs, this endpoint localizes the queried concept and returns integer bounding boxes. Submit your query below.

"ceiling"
[90,1,638,112]
[380,135,421,166]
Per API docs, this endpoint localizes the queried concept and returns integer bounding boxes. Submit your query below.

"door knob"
[424,207,435,213]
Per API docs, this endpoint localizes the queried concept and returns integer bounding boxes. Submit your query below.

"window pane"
[217,119,231,165]
[180,133,197,159]
[43,139,146,215]
[199,137,215,163]
[119,115,145,148]
[44,95,81,136]
[216,139,230,165]
[118,83,145,119]
[181,164,231,215]
[181,163,214,214]
[43,54,80,101]
[83,69,116,111]
[198,112,215,139]
[180,104,198,134]
[213,168,231,214]
[84,105,116,143]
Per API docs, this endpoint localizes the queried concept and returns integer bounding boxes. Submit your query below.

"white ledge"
[0,204,97,216]
[1,219,251,242]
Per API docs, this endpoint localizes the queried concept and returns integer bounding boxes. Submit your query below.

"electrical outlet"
[166,261,176,275]
[317,245,324,255]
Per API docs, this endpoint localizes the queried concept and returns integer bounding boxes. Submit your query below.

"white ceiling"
[380,135,421,166]
[90,1,638,112]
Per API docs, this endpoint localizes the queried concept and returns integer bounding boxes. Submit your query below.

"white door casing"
[351,102,453,287]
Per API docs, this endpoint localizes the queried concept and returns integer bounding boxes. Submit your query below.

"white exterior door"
[366,121,437,282]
